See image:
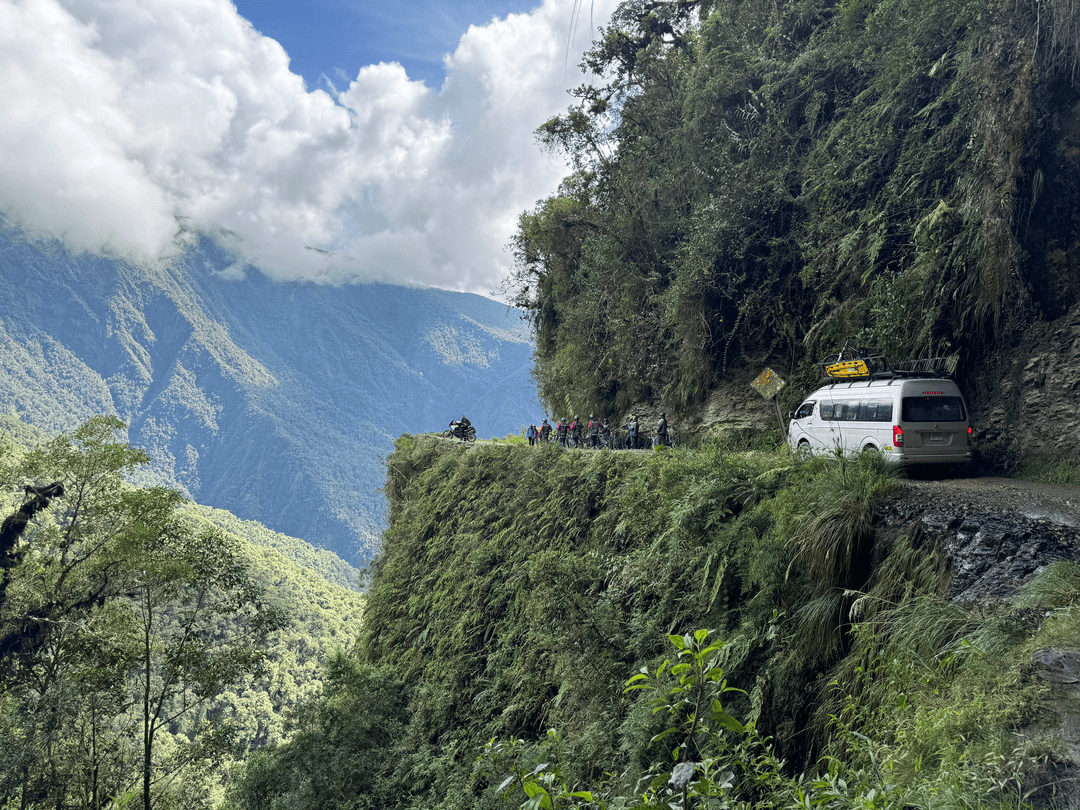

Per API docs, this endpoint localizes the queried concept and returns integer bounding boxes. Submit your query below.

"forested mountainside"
[226,435,1080,810]
[0,414,364,810]
[0,224,538,562]
[221,0,1080,808]
[508,0,1080,449]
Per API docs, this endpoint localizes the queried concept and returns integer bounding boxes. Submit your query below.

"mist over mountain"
[0,225,539,563]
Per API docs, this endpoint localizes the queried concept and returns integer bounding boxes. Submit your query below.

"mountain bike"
[652,428,679,448]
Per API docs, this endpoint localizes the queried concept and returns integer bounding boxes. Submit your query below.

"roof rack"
[817,340,958,381]
[890,355,958,377]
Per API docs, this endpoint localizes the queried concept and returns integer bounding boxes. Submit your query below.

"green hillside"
[191,504,363,591]
[184,505,365,750]
[226,435,1073,810]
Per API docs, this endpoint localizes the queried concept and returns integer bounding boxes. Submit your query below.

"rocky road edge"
[878,475,1080,808]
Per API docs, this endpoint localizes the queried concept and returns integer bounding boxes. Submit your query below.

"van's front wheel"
[796,440,812,460]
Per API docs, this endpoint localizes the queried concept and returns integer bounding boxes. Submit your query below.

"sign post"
[750,368,787,437]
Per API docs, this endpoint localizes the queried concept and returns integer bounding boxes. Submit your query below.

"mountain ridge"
[0,224,540,562]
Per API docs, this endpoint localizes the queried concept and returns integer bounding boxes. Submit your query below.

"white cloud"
[0,0,618,294]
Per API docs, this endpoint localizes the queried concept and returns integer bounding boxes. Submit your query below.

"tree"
[0,416,155,808]
[0,416,285,810]
[223,655,407,810]
[127,521,286,810]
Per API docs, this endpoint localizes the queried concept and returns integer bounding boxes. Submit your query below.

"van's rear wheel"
[860,445,881,464]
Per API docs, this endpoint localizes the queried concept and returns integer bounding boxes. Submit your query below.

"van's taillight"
[893,425,904,447]
[967,426,972,436]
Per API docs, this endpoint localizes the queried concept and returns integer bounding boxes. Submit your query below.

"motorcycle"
[443,421,477,442]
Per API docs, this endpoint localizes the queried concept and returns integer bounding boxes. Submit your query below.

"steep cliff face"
[0,227,539,562]
[505,0,1080,456]
[229,434,1080,810]
[967,301,1080,464]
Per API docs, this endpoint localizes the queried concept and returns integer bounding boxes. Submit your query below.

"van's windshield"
[901,396,966,422]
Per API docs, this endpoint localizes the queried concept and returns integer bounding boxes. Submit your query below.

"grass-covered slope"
[227,435,1076,810]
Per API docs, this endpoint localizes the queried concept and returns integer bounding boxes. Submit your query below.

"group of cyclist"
[524,412,674,450]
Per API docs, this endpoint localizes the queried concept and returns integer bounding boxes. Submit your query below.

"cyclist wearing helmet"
[570,416,583,448]
[587,414,600,448]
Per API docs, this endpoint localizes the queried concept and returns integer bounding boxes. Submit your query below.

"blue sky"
[0,0,616,296]
[234,1,546,92]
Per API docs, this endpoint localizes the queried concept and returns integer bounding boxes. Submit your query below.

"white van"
[787,377,972,467]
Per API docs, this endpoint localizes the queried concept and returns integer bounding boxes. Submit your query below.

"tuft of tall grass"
[1012,560,1080,610]
[788,451,898,598]
[796,498,874,596]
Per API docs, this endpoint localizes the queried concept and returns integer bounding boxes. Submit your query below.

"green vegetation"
[0,415,365,810]
[1018,457,1080,486]
[191,505,363,591]
[178,505,366,756]
[13,0,1080,805]
[507,0,1080,416]
[226,435,1069,809]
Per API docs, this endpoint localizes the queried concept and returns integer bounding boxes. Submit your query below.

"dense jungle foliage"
[226,434,1076,810]
[0,415,365,810]
[507,0,1080,417]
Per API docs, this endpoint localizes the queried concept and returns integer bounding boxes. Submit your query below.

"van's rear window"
[901,396,966,422]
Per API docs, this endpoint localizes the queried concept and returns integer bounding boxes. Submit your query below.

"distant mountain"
[0,225,539,562]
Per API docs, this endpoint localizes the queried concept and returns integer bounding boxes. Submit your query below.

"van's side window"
[868,401,893,422]
[835,399,894,422]
[794,401,815,420]
[820,402,833,419]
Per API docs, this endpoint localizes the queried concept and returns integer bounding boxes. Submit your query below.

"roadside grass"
[1017,457,1080,486]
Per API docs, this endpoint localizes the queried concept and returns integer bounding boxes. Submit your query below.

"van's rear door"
[899,389,969,459]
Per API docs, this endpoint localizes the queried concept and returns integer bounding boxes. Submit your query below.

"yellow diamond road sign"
[751,368,786,400]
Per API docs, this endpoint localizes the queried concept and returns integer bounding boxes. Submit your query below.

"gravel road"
[894,475,1080,528]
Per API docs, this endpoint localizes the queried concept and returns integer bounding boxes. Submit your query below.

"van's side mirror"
[788,411,795,419]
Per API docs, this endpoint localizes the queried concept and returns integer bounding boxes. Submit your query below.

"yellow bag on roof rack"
[824,359,870,378]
